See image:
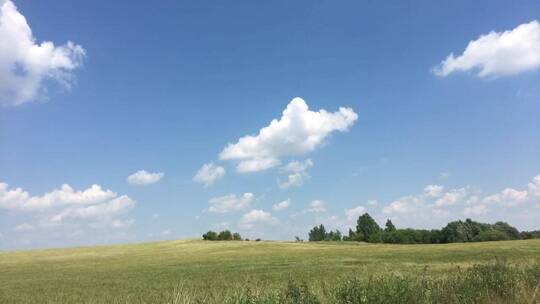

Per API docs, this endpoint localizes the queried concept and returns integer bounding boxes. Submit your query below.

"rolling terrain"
[1,239,539,303]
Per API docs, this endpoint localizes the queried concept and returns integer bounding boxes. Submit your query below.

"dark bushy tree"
[441,219,484,243]
[439,219,520,243]
[202,230,218,240]
[385,219,397,232]
[232,232,242,240]
[491,221,520,239]
[356,213,381,242]
[429,229,445,244]
[218,230,233,240]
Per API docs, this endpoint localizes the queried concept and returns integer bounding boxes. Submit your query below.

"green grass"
[1,239,539,303]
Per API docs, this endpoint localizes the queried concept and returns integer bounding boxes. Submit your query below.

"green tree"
[217,230,233,240]
[232,232,242,240]
[202,230,218,240]
[325,230,342,241]
[491,221,521,240]
[344,228,359,241]
[474,229,510,241]
[521,230,540,239]
[308,224,327,241]
[356,213,381,242]
[385,219,397,232]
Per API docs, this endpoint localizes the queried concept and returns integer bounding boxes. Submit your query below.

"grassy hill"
[1,239,539,303]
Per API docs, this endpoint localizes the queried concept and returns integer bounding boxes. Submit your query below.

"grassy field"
[1,239,539,303]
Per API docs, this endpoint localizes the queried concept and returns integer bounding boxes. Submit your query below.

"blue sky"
[1,0,539,250]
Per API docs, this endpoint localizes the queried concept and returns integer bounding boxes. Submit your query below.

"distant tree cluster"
[202,230,242,241]
[521,230,540,239]
[308,213,540,244]
[308,224,342,241]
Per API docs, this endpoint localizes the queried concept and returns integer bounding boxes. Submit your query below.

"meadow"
[1,239,539,303]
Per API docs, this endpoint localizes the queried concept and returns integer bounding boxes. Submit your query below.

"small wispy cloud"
[127,170,164,185]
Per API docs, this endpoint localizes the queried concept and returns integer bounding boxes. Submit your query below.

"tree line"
[202,230,243,241]
[308,213,540,243]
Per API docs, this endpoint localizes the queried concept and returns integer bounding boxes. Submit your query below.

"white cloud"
[434,188,467,207]
[528,175,540,197]
[193,163,225,186]
[273,199,290,211]
[424,185,444,197]
[0,180,136,248]
[0,0,85,106]
[281,159,314,173]
[278,173,307,189]
[383,195,424,215]
[433,20,540,78]
[379,174,540,230]
[278,159,314,189]
[50,195,135,222]
[207,193,253,213]
[483,188,528,206]
[304,200,326,213]
[0,183,117,211]
[213,222,231,229]
[238,209,278,229]
[14,223,34,232]
[465,195,480,205]
[465,175,539,209]
[439,172,451,179]
[0,182,135,223]
[367,200,378,206]
[464,204,488,216]
[236,158,281,173]
[345,205,366,221]
[127,170,164,185]
[161,229,171,236]
[111,219,134,229]
[219,97,357,172]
